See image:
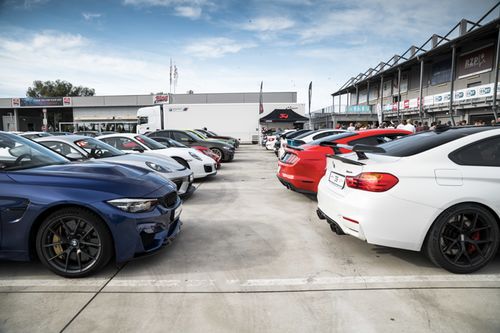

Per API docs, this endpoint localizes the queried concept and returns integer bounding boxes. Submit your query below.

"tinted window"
[309,132,357,146]
[449,136,500,167]
[40,141,85,158]
[312,131,341,140]
[134,135,166,150]
[348,133,407,146]
[173,131,194,143]
[101,137,141,151]
[377,127,495,157]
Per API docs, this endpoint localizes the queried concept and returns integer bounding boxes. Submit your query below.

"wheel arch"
[422,201,500,250]
[28,203,114,260]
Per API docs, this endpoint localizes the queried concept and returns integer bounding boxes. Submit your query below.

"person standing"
[347,123,355,131]
[404,119,416,133]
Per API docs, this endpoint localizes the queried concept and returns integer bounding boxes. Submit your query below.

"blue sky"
[0,0,497,110]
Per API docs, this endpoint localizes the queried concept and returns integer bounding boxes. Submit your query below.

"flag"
[173,65,178,93]
[259,81,264,114]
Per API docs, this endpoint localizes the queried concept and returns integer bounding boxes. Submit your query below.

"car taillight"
[346,173,398,192]
[281,153,299,164]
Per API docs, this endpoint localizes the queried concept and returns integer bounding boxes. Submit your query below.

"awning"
[259,109,309,123]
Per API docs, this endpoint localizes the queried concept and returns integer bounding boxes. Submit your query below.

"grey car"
[35,135,195,198]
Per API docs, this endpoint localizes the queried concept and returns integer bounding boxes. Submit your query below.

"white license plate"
[329,171,345,188]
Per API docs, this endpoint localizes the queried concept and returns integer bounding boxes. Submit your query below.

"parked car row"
[0,128,238,278]
[273,126,500,274]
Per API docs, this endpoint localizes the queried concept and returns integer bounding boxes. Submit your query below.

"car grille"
[160,192,178,208]
[204,165,213,173]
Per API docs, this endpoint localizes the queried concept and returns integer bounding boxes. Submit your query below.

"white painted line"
[0,279,108,288]
[2,275,499,290]
[106,274,500,288]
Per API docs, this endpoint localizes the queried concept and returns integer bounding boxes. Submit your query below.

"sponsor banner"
[409,98,419,108]
[424,95,434,106]
[383,103,392,111]
[403,100,410,109]
[434,92,450,104]
[457,46,494,79]
[153,95,169,104]
[392,103,398,111]
[13,97,65,107]
[346,105,371,113]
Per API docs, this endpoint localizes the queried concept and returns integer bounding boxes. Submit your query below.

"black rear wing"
[321,142,386,160]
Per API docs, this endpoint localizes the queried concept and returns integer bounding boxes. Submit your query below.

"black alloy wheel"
[36,208,113,278]
[425,204,499,274]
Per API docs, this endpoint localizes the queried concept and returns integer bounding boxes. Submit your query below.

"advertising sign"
[13,97,64,107]
[409,98,419,108]
[153,95,169,104]
[457,46,494,79]
[346,105,371,113]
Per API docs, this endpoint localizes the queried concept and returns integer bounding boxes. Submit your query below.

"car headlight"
[189,151,203,160]
[146,161,171,173]
[189,174,194,182]
[107,198,158,213]
[222,146,232,150]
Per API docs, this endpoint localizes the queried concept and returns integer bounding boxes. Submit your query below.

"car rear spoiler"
[321,142,386,160]
[286,145,304,151]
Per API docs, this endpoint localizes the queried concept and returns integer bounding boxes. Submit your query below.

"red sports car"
[277,129,411,194]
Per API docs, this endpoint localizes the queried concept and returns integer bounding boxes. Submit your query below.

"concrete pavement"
[1,145,499,332]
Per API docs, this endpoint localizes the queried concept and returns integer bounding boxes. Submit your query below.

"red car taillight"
[346,173,398,192]
[281,152,299,164]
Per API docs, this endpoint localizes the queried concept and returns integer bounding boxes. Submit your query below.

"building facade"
[330,4,500,126]
[0,91,298,133]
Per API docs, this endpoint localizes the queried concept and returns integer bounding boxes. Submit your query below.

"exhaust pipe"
[316,208,325,220]
[329,221,345,235]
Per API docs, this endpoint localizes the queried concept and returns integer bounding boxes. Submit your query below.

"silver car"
[35,135,195,198]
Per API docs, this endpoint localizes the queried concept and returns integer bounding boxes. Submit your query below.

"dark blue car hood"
[7,162,172,197]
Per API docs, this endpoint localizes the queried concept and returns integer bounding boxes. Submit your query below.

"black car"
[195,129,240,148]
[147,130,235,162]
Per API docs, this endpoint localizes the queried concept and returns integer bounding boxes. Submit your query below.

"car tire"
[36,208,113,278]
[173,157,190,169]
[424,203,499,274]
[210,148,223,160]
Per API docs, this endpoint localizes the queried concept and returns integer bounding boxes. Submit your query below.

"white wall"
[158,103,304,143]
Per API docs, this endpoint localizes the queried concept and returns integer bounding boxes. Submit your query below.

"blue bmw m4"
[0,131,182,277]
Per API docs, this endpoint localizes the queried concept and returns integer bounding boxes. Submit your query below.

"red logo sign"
[279,113,289,119]
[154,95,169,104]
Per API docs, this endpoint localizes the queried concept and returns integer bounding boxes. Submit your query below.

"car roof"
[35,135,91,143]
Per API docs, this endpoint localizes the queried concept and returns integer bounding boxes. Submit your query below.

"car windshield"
[0,132,68,171]
[377,127,495,157]
[135,135,167,150]
[191,131,208,140]
[308,132,357,146]
[75,138,125,158]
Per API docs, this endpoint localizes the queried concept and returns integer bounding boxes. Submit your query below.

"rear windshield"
[286,130,312,139]
[377,127,495,157]
[308,132,357,146]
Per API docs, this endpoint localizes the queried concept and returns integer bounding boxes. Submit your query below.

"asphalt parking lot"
[1,145,500,333]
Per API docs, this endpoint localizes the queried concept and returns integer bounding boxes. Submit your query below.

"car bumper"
[222,150,235,162]
[95,187,183,263]
[316,176,440,251]
[190,161,217,179]
[277,163,319,193]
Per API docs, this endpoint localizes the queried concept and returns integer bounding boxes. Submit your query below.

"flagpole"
[169,58,172,94]
[308,81,312,130]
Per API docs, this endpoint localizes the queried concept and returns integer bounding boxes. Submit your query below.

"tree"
[26,80,95,97]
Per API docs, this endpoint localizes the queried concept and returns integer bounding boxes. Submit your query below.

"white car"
[317,126,500,273]
[287,129,345,148]
[35,135,196,198]
[277,129,313,159]
[97,133,217,179]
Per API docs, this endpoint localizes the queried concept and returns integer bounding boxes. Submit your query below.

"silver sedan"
[35,135,195,198]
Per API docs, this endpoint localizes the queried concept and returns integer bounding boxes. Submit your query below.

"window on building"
[431,59,452,85]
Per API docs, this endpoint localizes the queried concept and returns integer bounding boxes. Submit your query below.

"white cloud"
[0,31,171,97]
[123,0,210,19]
[82,12,102,21]
[184,38,256,58]
[174,6,202,19]
[240,17,295,32]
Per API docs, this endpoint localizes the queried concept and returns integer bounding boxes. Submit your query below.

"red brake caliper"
[467,232,481,254]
